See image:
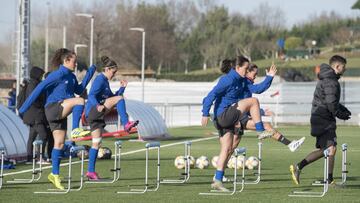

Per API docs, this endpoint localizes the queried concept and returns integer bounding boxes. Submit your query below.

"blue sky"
[0,0,358,43]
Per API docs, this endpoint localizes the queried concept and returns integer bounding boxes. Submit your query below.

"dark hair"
[220,59,235,74]
[30,66,45,81]
[235,55,250,67]
[220,55,250,74]
[50,48,76,70]
[248,63,258,72]
[329,55,346,66]
[100,56,117,71]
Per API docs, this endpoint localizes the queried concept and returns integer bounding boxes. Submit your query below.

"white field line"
[3,136,218,177]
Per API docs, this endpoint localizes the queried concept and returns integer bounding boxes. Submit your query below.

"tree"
[352,0,360,10]
[250,2,286,32]
[285,37,303,50]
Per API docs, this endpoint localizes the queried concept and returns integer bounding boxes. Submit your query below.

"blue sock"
[51,148,62,175]
[255,122,265,132]
[88,148,98,172]
[72,105,84,129]
[117,99,128,125]
[215,170,224,181]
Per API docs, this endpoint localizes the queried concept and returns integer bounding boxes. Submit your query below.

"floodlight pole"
[130,27,145,102]
[44,1,49,72]
[74,44,88,75]
[75,13,94,66]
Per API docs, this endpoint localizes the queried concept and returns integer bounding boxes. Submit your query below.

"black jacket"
[310,63,342,136]
[22,67,47,125]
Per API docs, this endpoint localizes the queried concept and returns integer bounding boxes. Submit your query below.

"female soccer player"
[85,56,139,180]
[19,48,96,190]
[234,63,305,152]
[201,55,274,192]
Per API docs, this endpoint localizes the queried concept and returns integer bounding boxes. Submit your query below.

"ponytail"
[100,56,117,71]
[50,48,76,71]
[220,59,235,74]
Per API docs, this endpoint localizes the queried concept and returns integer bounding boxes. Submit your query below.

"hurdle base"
[86,177,117,184]
[117,188,147,194]
[34,187,70,194]
[7,179,36,183]
[288,190,327,198]
[160,179,186,184]
[199,190,236,196]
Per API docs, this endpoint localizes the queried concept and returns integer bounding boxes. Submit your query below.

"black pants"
[27,123,52,160]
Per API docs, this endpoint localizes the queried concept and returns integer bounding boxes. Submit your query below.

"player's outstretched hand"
[120,80,128,87]
[266,64,277,77]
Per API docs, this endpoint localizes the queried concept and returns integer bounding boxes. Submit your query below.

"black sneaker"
[290,164,301,185]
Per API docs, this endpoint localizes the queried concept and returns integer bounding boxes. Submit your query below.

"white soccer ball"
[227,155,236,169]
[174,156,186,169]
[195,156,210,169]
[236,155,246,169]
[211,156,219,168]
[245,156,259,170]
[188,156,196,168]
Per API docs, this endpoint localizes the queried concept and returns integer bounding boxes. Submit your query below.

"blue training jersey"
[242,76,274,116]
[19,65,96,114]
[85,73,125,117]
[202,68,246,118]
[242,76,273,99]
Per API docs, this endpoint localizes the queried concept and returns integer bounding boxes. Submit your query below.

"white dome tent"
[99,100,170,140]
[125,100,169,140]
[0,104,29,159]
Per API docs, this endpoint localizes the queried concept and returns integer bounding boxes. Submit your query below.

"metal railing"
[148,101,360,128]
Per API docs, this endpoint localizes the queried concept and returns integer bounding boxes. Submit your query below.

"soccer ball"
[77,145,90,159]
[227,155,236,169]
[211,156,219,168]
[174,156,186,169]
[188,156,196,168]
[245,156,259,170]
[195,156,210,169]
[97,147,112,159]
[236,155,246,169]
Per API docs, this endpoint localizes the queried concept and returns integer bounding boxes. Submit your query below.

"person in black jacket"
[290,55,351,185]
[23,67,51,164]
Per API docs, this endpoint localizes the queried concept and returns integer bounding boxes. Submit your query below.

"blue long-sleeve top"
[202,68,245,118]
[85,73,125,117]
[242,76,273,99]
[242,75,273,116]
[19,65,96,114]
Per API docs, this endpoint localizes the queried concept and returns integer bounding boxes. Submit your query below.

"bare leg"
[52,130,66,149]
[60,97,85,119]
[217,132,234,171]
[51,129,66,175]
[328,145,336,182]
[103,96,123,114]
[236,98,261,123]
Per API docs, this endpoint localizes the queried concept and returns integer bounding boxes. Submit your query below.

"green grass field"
[1,125,359,203]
